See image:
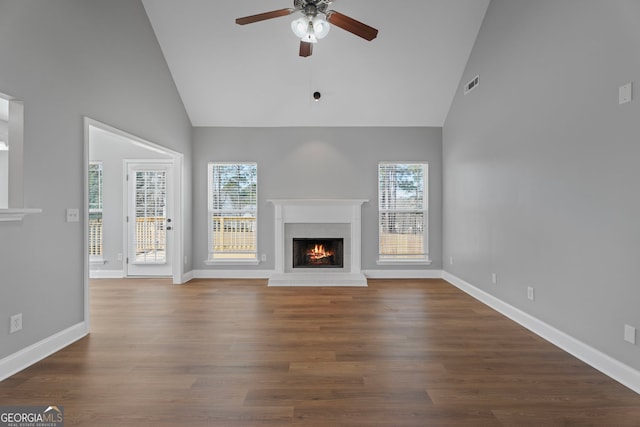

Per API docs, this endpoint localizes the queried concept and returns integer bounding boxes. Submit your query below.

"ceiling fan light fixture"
[291,17,309,38]
[292,14,329,43]
[312,16,330,39]
[303,28,318,44]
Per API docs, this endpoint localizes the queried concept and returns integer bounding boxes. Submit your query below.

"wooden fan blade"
[236,9,293,25]
[299,41,313,57]
[326,11,378,41]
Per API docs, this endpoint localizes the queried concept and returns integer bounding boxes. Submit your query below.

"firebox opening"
[293,238,344,269]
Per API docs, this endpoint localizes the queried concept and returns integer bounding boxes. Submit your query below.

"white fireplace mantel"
[267,199,368,286]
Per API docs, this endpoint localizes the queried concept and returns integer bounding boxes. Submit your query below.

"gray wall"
[444,0,640,370]
[0,0,191,359]
[192,127,442,271]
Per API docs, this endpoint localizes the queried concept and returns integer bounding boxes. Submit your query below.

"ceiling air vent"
[464,75,479,95]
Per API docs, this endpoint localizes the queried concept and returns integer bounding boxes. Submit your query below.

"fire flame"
[307,244,333,261]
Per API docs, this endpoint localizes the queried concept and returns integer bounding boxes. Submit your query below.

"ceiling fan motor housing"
[304,4,318,17]
[295,0,331,15]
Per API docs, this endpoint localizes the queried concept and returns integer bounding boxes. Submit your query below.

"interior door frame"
[123,159,174,277]
[84,117,185,328]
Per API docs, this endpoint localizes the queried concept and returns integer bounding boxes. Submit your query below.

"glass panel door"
[126,162,172,276]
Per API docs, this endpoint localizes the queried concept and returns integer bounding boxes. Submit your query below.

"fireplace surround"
[268,199,368,286]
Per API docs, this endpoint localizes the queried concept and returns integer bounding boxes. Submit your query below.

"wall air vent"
[464,75,479,95]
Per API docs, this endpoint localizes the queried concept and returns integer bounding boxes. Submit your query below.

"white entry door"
[126,162,173,276]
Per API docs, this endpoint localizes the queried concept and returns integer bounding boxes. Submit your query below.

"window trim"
[376,161,431,266]
[0,93,42,221]
[205,162,259,265]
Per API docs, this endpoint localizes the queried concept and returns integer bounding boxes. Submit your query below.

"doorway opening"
[84,118,183,284]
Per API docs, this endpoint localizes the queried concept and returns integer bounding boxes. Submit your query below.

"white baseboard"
[363,269,443,279]
[442,271,640,395]
[191,269,444,281]
[89,270,124,279]
[192,269,272,279]
[181,270,194,283]
[0,322,88,382]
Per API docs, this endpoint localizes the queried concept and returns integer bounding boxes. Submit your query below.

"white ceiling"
[142,0,489,127]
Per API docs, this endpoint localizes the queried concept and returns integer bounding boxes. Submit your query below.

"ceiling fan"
[235,0,378,57]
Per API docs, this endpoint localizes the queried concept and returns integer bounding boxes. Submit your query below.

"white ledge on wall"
[0,208,43,222]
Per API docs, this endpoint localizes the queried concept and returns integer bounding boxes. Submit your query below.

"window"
[207,162,257,262]
[0,94,23,210]
[88,162,103,259]
[378,162,429,263]
[0,97,8,208]
[0,93,39,221]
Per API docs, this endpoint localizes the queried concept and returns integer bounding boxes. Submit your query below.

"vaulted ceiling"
[142,0,489,127]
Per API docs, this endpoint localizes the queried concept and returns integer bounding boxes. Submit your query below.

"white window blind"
[378,162,428,261]
[208,163,257,261]
[88,162,103,257]
[132,170,167,264]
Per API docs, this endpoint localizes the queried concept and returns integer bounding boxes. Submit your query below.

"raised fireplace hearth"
[267,199,368,286]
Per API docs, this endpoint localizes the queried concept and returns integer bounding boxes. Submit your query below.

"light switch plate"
[66,208,80,223]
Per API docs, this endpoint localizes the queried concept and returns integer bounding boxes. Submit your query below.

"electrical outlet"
[527,286,535,301]
[10,313,22,334]
[261,254,267,262]
[117,253,123,261]
[624,324,636,345]
[449,256,454,265]
[491,273,497,285]
[619,82,632,104]
[184,255,188,265]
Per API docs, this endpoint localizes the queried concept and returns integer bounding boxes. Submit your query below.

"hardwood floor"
[1,278,639,426]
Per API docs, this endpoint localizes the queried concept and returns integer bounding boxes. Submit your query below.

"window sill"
[376,258,432,266]
[0,208,43,222]
[204,259,260,266]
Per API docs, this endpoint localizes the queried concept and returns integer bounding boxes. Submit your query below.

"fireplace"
[268,199,368,286]
[293,238,344,269]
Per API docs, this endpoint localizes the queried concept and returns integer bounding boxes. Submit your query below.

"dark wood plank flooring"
[1,278,639,426]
